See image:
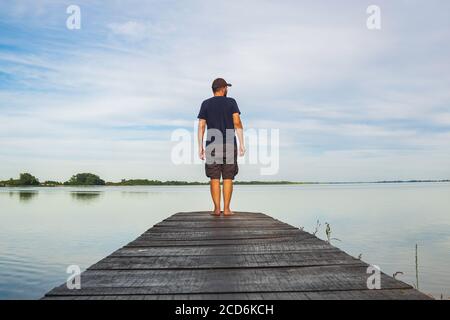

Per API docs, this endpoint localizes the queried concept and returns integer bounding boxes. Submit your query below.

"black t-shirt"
[197,96,241,146]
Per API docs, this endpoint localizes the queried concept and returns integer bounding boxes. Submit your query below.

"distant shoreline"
[3,173,450,187]
[1,179,449,187]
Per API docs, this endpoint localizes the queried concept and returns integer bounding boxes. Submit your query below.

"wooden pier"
[43,211,431,300]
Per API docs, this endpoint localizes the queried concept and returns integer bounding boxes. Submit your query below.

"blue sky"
[1,0,450,182]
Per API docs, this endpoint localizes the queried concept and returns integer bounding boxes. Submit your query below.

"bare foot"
[223,210,234,216]
[209,210,221,216]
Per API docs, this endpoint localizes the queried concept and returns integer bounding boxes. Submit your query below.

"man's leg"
[210,179,221,215]
[223,179,234,215]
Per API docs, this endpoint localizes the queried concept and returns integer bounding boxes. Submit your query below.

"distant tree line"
[0,173,308,187]
[0,173,209,186]
[0,173,41,186]
[106,179,208,186]
[1,172,449,187]
[65,173,105,186]
[0,173,105,187]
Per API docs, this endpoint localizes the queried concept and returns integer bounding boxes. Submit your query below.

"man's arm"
[198,119,206,160]
[233,113,245,156]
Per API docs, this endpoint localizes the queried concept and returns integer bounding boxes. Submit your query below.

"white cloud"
[107,19,177,42]
[108,21,148,39]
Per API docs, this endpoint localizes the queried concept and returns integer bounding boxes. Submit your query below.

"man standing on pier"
[197,78,245,216]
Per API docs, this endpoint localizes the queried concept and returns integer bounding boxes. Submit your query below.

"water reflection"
[0,184,448,299]
[70,191,102,203]
[8,191,38,202]
[120,191,151,198]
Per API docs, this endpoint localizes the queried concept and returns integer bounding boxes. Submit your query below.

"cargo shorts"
[205,143,239,180]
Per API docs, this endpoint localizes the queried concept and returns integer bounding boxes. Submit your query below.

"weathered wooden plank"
[162,216,275,222]
[42,288,430,300]
[89,251,363,270]
[163,213,275,221]
[112,240,339,257]
[138,229,303,241]
[45,265,413,297]
[152,224,297,231]
[126,234,316,247]
[173,211,268,216]
[153,220,294,228]
[152,226,300,232]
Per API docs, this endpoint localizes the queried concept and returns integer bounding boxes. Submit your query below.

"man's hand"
[233,113,245,157]
[198,119,206,160]
[239,144,246,157]
[199,147,205,160]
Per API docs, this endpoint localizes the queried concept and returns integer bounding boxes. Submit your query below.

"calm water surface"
[0,183,449,299]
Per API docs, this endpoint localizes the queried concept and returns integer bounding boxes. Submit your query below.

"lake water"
[0,183,449,299]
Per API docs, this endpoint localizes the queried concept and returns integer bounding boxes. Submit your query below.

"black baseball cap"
[212,78,232,90]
